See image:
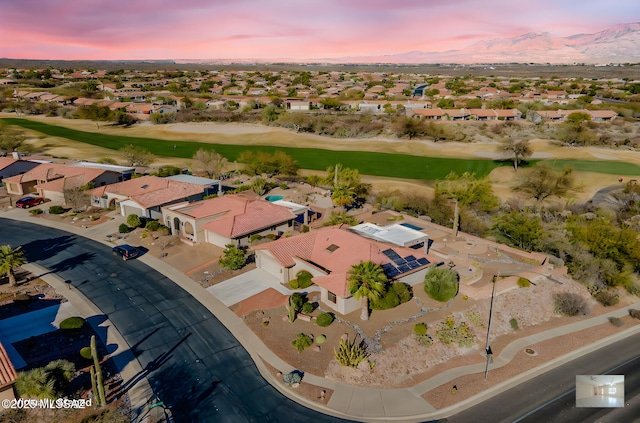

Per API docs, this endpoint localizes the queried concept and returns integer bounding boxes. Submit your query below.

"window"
[327,291,337,304]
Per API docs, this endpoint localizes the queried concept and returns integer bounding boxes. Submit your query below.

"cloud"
[0,0,634,60]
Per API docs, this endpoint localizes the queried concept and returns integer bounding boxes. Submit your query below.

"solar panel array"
[381,249,430,278]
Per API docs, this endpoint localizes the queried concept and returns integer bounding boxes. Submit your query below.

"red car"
[15,196,45,208]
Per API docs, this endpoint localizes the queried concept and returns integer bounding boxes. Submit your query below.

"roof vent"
[141,184,148,189]
[326,244,339,253]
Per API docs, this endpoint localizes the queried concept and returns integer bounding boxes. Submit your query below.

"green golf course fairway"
[4,118,640,179]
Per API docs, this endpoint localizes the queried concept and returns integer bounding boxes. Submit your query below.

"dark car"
[112,244,140,261]
[15,196,45,208]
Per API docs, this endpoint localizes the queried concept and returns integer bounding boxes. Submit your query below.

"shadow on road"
[108,333,193,403]
[21,235,77,262]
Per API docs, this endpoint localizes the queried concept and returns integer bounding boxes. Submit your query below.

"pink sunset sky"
[0,0,637,60]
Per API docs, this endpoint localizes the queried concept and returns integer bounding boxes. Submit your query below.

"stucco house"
[3,163,122,200]
[254,226,442,315]
[161,193,297,247]
[0,158,40,182]
[412,108,445,120]
[89,175,205,219]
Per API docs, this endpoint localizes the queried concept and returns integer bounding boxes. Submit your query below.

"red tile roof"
[256,227,440,297]
[413,108,445,117]
[3,163,106,187]
[199,194,296,238]
[0,157,18,171]
[91,175,204,209]
[0,342,17,388]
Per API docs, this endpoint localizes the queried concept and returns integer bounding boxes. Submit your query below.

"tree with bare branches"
[192,148,227,179]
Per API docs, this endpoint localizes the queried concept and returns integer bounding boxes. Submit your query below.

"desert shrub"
[118,223,131,233]
[370,287,400,310]
[517,277,531,288]
[288,279,299,289]
[424,267,459,302]
[279,183,288,189]
[625,282,640,296]
[594,290,620,307]
[629,309,640,319]
[414,334,433,346]
[145,220,161,231]
[80,347,93,360]
[28,208,43,215]
[219,244,246,270]
[608,317,624,327]
[392,282,412,303]
[59,316,85,330]
[334,336,368,367]
[301,225,310,233]
[414,323,427,336]
[295,270,314,289]
[49,205,65,215]
[316,312,334,327]
[157,225,170,236]
[283,371,302,386]
[250,234,263,243]
[126,214,141,228]
[509,318,519,330]
[291,333,313,353]
[264,234,277,240]
[301,302,314,314]
[554,292,590,316]
[315,334,326,344]
[435,316,476,348]
[467,310,485,328]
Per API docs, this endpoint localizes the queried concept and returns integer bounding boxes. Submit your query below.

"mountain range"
[178,22,640,65]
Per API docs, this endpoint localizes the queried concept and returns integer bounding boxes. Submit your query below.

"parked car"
[15,196,45,208]
[112,244,140,261]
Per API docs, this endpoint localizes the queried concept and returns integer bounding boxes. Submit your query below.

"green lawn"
[5,117,639,179]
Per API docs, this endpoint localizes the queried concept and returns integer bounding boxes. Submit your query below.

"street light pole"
[484,272,499,382]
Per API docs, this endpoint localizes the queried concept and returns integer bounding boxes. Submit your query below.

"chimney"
[12,151,22,160]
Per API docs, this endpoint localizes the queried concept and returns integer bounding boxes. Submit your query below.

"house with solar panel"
[253,226,442,315]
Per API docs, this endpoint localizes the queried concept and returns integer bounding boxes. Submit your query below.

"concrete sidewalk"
[3,208,640,422]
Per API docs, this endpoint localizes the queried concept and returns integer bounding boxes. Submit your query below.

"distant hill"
[178,22,640,65]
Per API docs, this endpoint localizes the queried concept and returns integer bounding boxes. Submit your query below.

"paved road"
[448,331,640,423]
[0,219,353,423]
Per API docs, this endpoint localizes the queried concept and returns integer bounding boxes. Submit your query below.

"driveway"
[207,268,282,306]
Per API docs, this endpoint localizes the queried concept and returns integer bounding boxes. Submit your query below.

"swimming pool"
[265,195,284,202]
[401,222,424,231]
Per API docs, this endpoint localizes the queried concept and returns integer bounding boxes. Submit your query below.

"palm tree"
[0,245,27,287]
[331,184,356,208]
[347,261,387,321]
[15,368,56,399]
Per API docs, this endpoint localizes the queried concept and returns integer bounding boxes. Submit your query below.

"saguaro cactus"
[91,335,106,406]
